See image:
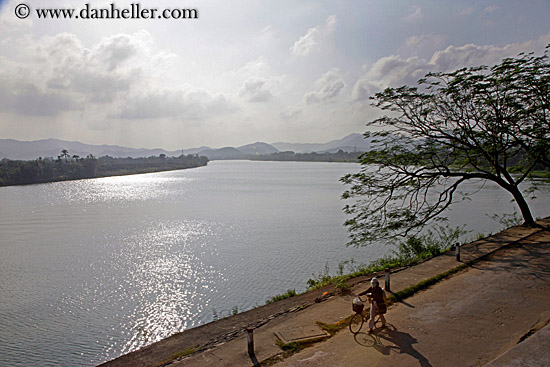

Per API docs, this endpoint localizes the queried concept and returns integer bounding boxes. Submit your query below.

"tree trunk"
[509,186,536,227]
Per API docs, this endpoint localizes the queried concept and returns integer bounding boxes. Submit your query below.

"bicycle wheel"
[349,313,364,334]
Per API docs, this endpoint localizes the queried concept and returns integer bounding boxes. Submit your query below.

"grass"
[157,346,197,366]
[265,336,325,365]
[265,289,297,304]
[305,225,466,292]
[170,346,197,359]
[317,316,354,335]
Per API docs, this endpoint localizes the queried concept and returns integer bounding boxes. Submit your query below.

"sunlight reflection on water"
[54,173,196,204]
[114,220,223,354]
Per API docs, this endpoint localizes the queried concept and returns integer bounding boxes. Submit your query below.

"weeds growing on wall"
[306,225,466,291]
[265,289,297,304]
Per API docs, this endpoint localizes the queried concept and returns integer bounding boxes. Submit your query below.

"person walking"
[358,277,387,332]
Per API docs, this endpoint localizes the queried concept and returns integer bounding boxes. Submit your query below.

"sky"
[0,0,549,150]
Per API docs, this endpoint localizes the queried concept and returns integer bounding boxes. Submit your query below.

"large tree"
[342,48,550,246]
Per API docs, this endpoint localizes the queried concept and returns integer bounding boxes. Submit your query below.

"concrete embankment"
[101,218,550,367]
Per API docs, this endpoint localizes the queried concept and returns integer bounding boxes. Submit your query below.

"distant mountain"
[0,138,181,160]
[272,133,370,153]
[0,133,371,161]
[181,146,212,155]
[237,142,279,155]
[196,147,247,160]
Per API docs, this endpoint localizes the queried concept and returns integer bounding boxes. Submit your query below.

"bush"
[266,289,297,304]
[306,225,467,291]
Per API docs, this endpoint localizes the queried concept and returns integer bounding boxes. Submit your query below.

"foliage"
[265,289,297,304]
[306,225,465,290]
[0,151,208,186]
[306,262,332,289]
[248,150,362,163]
[317,317,353,335]
[489,211,523,229]
[169,346,197,360]
[395,225,465,261]
[342,48,550,246]
[212,305,241,321]
[333,278,351,294]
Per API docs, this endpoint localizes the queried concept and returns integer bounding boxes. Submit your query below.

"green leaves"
[342,47,550,246]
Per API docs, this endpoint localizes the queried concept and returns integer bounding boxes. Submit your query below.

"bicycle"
[349,295,384,334]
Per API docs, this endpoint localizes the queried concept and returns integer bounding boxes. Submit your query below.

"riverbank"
[100,217,550,367]
[0,154,208,186]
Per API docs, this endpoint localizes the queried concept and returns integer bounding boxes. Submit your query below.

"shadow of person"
[376,326,432,367]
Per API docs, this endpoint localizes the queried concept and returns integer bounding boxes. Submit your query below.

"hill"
[0,134,370,161]
[272,133,371,153]
[0,138,182,160]
[237,142,279,155]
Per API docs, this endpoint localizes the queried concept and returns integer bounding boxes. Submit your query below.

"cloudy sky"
[0,0,549,150]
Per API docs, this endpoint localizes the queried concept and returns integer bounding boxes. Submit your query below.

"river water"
[0,160,548,366]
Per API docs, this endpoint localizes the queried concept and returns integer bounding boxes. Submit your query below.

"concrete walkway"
[159,218,550,367]
[270,225,550,367]
[484,323,550,367]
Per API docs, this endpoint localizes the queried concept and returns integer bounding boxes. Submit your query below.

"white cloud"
[352,34,550,102]
[429,34,550,70]
[304,68,346,104]
[290,28,319,57]
[405,5,423,22]
[229,57,285,104]
[352,55,431,101]
[289,15,337,57]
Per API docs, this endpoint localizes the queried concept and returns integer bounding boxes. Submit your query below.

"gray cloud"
[114,89,236,121]
[238,77,274,103]
[352,34,550,102]
[68,69,137,104]
[93,34,140,71]
[0,81,79,116]
[280,106,302,120]
[115,90,197,120]
[304,68,346,104]
[397,34,447,58]
[0,30,160,118]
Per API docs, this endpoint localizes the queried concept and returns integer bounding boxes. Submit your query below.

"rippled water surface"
[0,160,548,366]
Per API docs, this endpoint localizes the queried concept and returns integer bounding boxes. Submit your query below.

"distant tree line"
[247,150,362,162]
[0,151,208,186]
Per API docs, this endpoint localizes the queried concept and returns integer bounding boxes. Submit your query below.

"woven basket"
[352,303,364,314]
